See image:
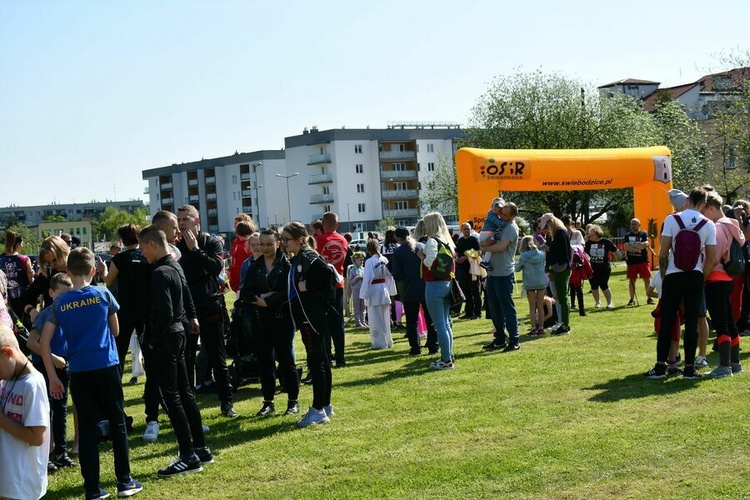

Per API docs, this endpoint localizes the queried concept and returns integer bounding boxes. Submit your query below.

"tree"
[3,223,42,256]
[462,69,705,229]
[44,215,66,223]
[375,217,396,234]
[419,153,458,219]
[93,207,149,242]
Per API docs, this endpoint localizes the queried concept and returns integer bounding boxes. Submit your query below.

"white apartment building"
[141,125,463,235]
[142,150,287,234]
[284,125,463,232]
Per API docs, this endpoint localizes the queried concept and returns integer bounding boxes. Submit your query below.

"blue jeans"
[425,280,453,362]
[486,274,518,344]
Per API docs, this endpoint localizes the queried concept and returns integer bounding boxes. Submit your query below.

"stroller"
[226,302,260,390]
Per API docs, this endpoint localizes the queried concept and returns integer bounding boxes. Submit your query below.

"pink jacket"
[713,217,746,274]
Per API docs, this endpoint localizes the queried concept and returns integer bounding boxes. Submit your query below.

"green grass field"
[45,265,750,499]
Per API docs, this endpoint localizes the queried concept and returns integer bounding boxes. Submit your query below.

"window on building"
[393,163,405,171]
[355,164,363,173]
[394,182,407,191]
[324,205,331,212]
[356,184,365,193]
[232,175,237,184]
[427,143,434,153]
[428,162,435,171]
[395,201,408,210]
[358,203,366,213]
[355,144,363,154]
[323,186,330,195]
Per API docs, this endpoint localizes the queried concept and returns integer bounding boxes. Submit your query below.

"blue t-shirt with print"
[47,285,120,373]
[32,306,68,363]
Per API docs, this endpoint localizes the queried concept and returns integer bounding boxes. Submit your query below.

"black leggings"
[705,280,740,366]
[299,322,332,410]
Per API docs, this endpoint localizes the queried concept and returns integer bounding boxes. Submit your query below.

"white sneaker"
[429,359,454,370]
[694,356,709,368]
[606,303,615,309]
[298,407,330,428]
[202,425,210,433]
[595,302,601,308]
[142,421,159,443]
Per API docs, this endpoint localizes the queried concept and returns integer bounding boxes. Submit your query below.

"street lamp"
[276,172,299,223]
[252,162,263,225]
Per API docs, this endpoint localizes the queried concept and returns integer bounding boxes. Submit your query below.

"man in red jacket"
[315,212,348,367]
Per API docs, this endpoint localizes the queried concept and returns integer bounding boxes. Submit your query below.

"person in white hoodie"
[515,236,548,336]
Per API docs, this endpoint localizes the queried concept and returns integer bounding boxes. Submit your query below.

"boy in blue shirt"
[41,247,143,500]
[26,273,76,469]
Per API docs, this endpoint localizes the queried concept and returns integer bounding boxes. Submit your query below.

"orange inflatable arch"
[455,146,673,253]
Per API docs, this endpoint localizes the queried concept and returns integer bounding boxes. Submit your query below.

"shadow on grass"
[584,372,700,402]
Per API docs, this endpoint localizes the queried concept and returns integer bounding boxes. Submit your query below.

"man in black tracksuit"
[176,205,235,418]
[139,225,213,477]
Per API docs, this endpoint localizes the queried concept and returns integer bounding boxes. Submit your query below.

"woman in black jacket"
[282,222,334,428]
[541,213,572,335]
[239,228,299,416]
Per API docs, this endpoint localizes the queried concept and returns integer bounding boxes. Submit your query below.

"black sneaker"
[502,343,520,352]
[483,340,507,350]
[627,299,636,306]
[256,402,275,416]
[195,447,215,465]
[157,456,203,478]
[666,364,683,376]
[221,403,237,418]
[408,348,421,356]
[645,365,667,379]
[301,373,313,385]
[647,298,655,305]
[54,452,77,468]
[683,368,703,380]
[285,401,300,415]
[47,460,59,475]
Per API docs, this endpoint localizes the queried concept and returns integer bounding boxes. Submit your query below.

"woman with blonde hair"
[20,236,70,323]
[418,212,456,369]
[540,213,572,335]
[360,239,397,349]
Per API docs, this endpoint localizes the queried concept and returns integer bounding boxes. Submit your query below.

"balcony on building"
[382,189,418,199]
[160,182,173,190]
[144,187,149,194]
[380,169,418,180]
[205,176,216,185]
[242,205,254,214]
[241,189,253,197]
[189,194,199,202]
[188,179,198,186]
[207,193,217,201]
[310,194,334,204]
[241,173,251,180]
[207,208,218,216]
[383,208,419,218]
[307,153,331,165]
[379,151,416,161]
[309,173,333,184]
[162,198,173,204]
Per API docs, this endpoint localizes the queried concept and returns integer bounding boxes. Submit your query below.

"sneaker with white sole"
[595,301,601,308]
[298,407,331,428]
[142,421,159,443]
[706,365,733,378]
[157,456,203,478]
[694,356,708,368]
[732,364,743,374]
[606,303,615,309]
[116,477,143,497]
[323,404,335,418]
[429,359,454,370]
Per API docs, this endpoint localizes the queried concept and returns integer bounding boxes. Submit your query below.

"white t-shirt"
[661,209,717,276]
[648,272,663,298]
[0,369,50,500]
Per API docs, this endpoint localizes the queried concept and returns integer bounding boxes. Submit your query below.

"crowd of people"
[1,187,748,498]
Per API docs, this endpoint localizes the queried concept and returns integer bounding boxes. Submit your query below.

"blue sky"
[2,0,749,206]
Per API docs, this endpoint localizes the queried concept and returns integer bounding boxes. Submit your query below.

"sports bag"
[429,237,455,279]
[719,223,745,277]
[672,214,708,272]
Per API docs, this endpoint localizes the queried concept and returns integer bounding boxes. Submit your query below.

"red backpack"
[672,214,708,272]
